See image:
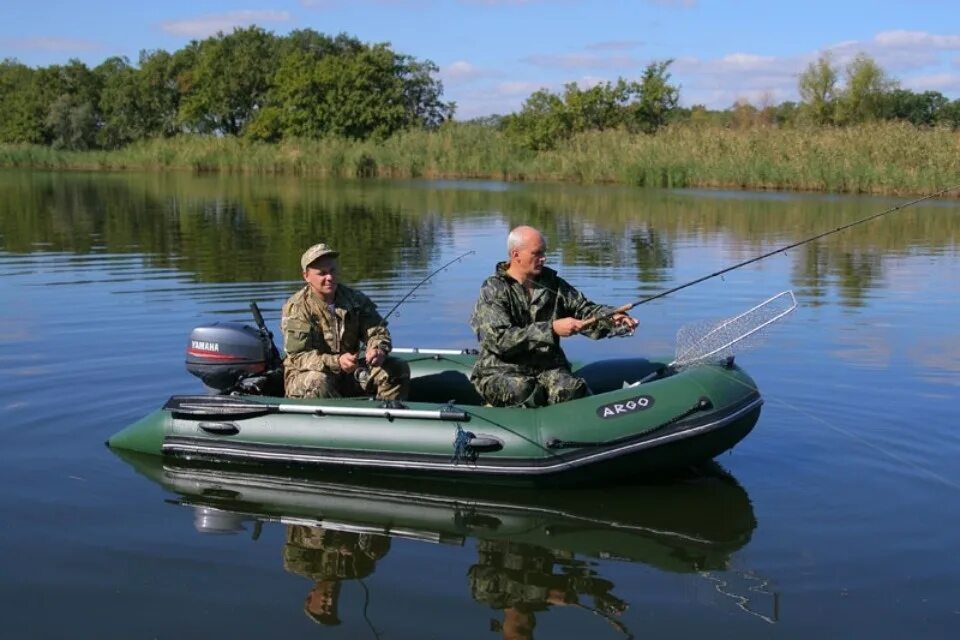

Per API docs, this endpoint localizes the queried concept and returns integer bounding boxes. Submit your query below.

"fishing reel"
[352,341,376,387]
[353,352,371,386]
[607,323,636,338]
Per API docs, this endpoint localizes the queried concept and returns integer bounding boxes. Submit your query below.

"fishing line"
[709,366,960,493]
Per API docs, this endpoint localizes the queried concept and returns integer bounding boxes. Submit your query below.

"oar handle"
[579,303,634,330]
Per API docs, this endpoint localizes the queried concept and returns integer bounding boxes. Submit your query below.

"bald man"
[469,226,637,407]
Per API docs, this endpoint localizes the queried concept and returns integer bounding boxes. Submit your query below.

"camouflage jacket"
[469,262,615,381]
[283,526,391,581]
[281,284,392,379]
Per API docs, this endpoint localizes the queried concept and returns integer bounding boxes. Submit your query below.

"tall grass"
[2,121,958,195]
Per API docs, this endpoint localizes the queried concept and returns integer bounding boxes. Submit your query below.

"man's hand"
[365,345,386,367]
[552,317,584,337]
[612,313,638,331]
[338,352,358,373]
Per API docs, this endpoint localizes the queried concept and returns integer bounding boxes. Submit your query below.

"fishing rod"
[382,249,475,323]
[582,184,960,328]
[354,249,475,381]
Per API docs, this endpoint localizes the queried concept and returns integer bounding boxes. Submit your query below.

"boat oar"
[164,395,469,421]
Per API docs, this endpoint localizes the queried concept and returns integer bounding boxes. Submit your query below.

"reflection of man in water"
[469,539,628,640]
[283,525,391,626]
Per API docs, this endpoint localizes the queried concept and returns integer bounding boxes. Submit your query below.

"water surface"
[1,171,958,638]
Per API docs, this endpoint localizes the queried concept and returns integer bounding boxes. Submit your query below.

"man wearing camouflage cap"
[281,243,410,400]
[469,226,637,407]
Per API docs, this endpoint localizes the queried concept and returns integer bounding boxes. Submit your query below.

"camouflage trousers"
[475,367,588,407]
[285,356,410,400]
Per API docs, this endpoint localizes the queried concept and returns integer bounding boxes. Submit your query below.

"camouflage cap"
[300,243,340,270]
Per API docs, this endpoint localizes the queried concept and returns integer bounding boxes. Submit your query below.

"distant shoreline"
[3,121,958,197]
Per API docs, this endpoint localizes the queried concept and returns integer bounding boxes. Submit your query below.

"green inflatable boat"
[108,310,762,485]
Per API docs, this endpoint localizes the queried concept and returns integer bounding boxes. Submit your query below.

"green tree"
[880,89,947,126]
[503,88,570,150]
[137,48,189,138]
[937,99,960,128]
[562,79,632,132]
[798,53,838,125]
[94,56,138,148]
[177,26,280,135]
[0,59,46,143]
[41,59,102,149]
[630,59,679,133]
[250,39,452,141]
[836,53,896,124]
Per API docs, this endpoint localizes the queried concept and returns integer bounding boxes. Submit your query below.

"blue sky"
[2,1,959,119]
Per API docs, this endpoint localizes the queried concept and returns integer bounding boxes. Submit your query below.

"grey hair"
[507,227,545,256]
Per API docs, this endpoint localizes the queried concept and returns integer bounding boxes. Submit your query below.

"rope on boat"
[545,397,713,449]
[452,422,479,464]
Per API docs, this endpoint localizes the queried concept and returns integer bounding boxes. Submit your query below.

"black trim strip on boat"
[546,396,713,449]
[162,395,763,476]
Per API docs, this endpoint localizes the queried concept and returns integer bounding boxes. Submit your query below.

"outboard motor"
[185,303,284,396]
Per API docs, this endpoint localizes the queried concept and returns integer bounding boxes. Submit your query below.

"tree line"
[0,27,453,149]
[499,53,960,150]
[2,26,960,153]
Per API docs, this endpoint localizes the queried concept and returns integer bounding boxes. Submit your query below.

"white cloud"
[1,37,102,52]
[455,29,960,115]
[452,81,546,118]
[585,40,643,51]
[159,10,292,38]
[496,80,545,96]
[523,52,639,70]
[874,30,960,50]
[905,72,960,93]
[441,60,499,84]
[671,31,960,108]
[820,30,960,73]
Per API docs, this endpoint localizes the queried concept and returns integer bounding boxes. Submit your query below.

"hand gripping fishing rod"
[581,184,960,329]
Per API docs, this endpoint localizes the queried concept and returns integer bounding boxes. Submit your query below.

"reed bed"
[2,121,958,196]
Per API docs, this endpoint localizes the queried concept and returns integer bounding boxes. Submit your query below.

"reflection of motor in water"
[470,540,631,639]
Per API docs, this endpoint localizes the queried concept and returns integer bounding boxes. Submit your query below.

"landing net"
[673,290,797,369]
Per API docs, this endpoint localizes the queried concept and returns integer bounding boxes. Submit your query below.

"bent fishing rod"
[583,184,960,328]
[381,249,475,322]
[354,249,475,373]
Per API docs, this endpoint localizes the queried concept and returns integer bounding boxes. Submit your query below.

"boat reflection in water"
[116,451,776,637]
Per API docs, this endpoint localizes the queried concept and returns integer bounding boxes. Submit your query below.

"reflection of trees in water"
[0,172,440,282]
[1,172,956,303]
[794,243,884,307]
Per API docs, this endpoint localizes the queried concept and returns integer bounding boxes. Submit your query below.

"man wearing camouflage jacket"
[469,226,637,407]
[281,243,410,400]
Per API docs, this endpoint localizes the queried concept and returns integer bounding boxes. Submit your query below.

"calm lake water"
[1,171,958,638]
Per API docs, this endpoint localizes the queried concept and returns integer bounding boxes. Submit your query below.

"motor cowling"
[186,322,282,394]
